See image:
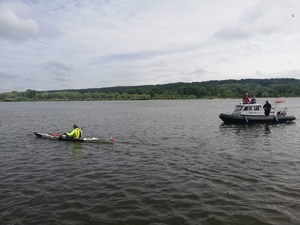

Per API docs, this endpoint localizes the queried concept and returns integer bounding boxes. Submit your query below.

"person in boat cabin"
[242,93,250,104]
[263,101,272,116]
[250,96,256,104]
[65,124,82,138]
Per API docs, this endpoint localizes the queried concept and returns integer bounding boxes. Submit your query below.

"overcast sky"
[0,0,300,92]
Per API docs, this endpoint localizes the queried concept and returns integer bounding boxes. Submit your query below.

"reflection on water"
[264,124,271,134]
[69,142,84,158]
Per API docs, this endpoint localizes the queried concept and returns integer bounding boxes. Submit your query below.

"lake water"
[1,99,300,225]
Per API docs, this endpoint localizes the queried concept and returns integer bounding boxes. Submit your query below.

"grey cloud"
[240,4,265,24]
[255,71,263,75]
[0,9,39,42]
[270,69,300,78]
[215,24,279,41]
[214,1,279,41]
[0,71,18,79]
[148,60,167,68]
[42,61,71,84]
[188,67,208,75]
[43,61,71,73]
[99,50,168,63]
[214,27,251,40]
[55,76,69,83]
[97,42,206,65]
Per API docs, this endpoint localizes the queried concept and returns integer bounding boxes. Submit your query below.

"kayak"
[34,132,115,144]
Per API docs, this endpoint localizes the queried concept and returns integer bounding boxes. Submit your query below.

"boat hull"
[219,113,296,124]
[34,132,115,144]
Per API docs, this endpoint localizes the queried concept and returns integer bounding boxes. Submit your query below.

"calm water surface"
[1,99,300,225]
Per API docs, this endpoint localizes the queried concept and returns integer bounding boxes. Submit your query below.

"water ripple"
[1,100,300,224]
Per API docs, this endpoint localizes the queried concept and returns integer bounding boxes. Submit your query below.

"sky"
[1,0,300,93]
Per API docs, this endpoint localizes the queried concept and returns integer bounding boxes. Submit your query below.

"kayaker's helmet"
[73,124,78,128]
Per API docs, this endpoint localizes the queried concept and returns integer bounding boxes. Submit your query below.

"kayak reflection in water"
[62,124,83,139]
[70,142,84,159]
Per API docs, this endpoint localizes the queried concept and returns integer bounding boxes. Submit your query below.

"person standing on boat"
[65,124,82,138]
[263,101,271,116]
[250,96,256,104]
[243,93,250,104]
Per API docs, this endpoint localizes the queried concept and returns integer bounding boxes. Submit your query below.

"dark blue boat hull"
[219,113,296,124]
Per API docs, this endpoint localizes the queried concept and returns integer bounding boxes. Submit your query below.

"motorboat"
[219,99,296,124]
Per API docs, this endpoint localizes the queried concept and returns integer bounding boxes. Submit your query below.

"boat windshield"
[234,106,243,112]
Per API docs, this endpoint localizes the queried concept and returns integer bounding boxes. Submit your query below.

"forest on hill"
[1,78,300,102]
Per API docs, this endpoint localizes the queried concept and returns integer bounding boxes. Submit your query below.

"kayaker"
[263,101,272,116]
[65,124,82,138]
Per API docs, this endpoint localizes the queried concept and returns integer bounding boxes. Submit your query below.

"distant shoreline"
[1,78,300,102]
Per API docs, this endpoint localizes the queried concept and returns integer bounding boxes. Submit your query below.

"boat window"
[244,107,248,111]
[248,106,252,110]
[254,106,260,111]
[234,106,243,111]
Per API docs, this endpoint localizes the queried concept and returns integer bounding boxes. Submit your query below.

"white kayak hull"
[34,132,115,144]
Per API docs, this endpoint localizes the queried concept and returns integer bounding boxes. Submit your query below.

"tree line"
[1,78,300,102]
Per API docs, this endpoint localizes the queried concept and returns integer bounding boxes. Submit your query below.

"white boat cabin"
[231,100,288,117]
[232,103,265,116]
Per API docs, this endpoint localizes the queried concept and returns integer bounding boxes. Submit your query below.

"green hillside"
[1,78,299,102]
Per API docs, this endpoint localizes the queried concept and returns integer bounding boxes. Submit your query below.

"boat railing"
[270,99,288,116]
